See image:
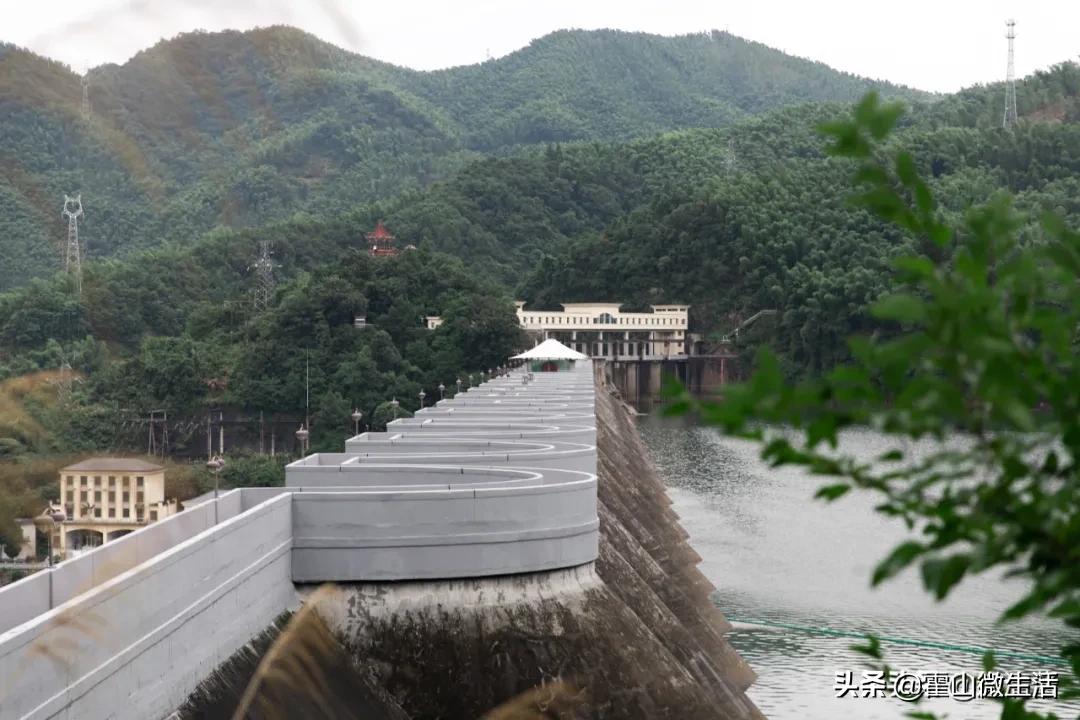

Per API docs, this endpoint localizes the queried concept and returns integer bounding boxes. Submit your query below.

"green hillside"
[0,26,925,291]
[0,29,1079,544]
[1,25,1079,444]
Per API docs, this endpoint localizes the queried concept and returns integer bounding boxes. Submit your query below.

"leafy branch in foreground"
[666,92,1080,709]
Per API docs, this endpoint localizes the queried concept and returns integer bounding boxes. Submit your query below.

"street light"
[391,397,400,420]
[44,507,66,567]
[456,378,462,395]
[351,408,364,436]
[295,423,310,455]
[41,506,66,608]
[206,454,225,524]
[438,383,445,401]
[418,389,426,407]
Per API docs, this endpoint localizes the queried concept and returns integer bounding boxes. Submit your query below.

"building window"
[108,476,116,486]
[66,490,74,502]
[80,476,87,485]
[108,491,115,502]
[136,492,144,503]
[80,491,88,502]
[94,491,101,502]
[67,476,74,486]
[122,491,130,502]
[122,476,130,486]
[108,508,115,518]
[94,508,101,518]
[150,511,158,521]
[94,476,101,486]
[136,477,144,487]
[123,509,129,518]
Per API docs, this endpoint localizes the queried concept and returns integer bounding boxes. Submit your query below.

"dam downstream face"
[638,419,1079,720]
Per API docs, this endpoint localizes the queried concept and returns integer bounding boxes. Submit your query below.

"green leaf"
[872,541,924,586]
[815,483,852,501]
[999,399,1035,432]
[870,293,927,323]
[850,634,883,659]
[895,152,919,186]
[893,255,935,280]
[920,554,971,601]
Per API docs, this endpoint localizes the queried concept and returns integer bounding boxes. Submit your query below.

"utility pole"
[206,409,224,459]
[61,195,84,295]
[1003,20,1019,129]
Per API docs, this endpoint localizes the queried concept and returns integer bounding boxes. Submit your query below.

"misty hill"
[0,25,925,291]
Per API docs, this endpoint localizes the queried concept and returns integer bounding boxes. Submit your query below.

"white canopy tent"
[511,338,588,361]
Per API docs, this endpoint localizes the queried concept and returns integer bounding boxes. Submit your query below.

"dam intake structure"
[0,362,759,719]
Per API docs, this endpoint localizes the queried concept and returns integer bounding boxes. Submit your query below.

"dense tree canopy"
[0,26,923,290]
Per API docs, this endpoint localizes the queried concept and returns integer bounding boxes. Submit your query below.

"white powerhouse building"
[515,301,689,360]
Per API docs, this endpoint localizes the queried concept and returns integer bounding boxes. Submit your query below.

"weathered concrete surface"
[175,611,409,720]
[317,564,757,719]
[593,369,757,693]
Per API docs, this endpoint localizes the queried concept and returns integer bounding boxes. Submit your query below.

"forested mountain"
[0,26,925,291]
[2,23,1080,547]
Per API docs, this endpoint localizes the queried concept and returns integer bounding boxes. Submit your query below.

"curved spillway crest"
[285,363,599,581]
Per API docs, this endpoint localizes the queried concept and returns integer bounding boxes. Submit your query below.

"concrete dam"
[0,362,760,719]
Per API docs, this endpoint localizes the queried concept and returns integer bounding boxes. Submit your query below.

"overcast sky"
[3,0,1077,93]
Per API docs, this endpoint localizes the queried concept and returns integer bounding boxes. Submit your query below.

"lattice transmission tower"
[81,75,91,122]
[252,239,277,311]
[1003,20,1019,129]
[61,194,84,295]
[147,409,168,458]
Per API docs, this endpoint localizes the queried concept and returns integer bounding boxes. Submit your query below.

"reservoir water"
[638,419,1078,720]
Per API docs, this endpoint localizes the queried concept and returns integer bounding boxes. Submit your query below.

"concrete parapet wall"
[0,493,294,720]
[0,491,245,636]
[376,421,596,446]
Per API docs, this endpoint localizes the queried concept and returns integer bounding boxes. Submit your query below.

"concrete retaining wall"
[0,493,294,720]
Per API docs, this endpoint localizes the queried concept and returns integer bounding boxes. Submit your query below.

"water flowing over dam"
[0,362,759,719]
